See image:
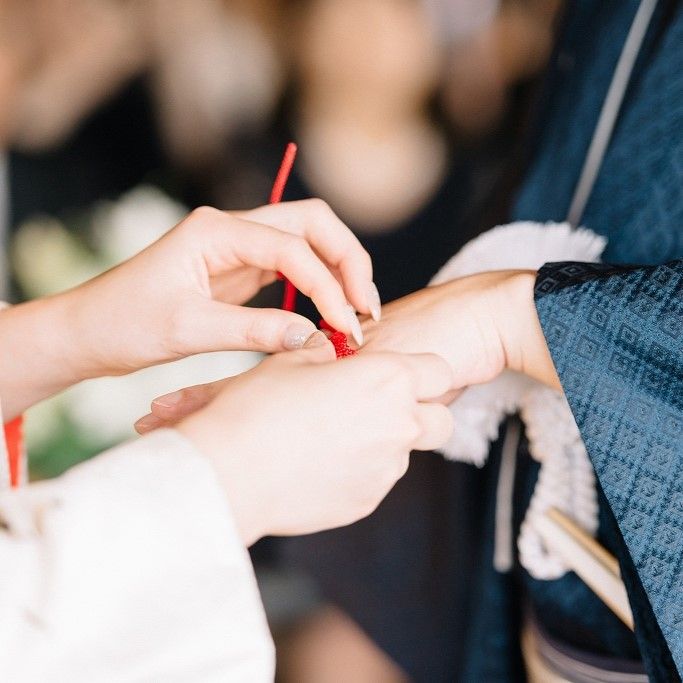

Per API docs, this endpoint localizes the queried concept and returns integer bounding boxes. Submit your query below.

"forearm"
[0,293,87,419]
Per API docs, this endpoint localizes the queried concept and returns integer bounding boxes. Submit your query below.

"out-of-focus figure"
[0,0,280,167]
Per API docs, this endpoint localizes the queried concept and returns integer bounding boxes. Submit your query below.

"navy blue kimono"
[534,260,683,679]
[503,0,683,680]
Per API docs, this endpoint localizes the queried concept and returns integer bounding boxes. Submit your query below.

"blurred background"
[0,1,563,680]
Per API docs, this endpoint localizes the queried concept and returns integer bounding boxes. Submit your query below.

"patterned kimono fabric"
[462,1,683,681]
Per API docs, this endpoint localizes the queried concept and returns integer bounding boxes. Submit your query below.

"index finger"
[208,216,359,339]
[236,200,376,318]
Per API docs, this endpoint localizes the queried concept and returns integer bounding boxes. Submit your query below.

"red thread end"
[4,416,23,488]
[270,142,298,204]
[319,320,356,358]
[329,331,356,358]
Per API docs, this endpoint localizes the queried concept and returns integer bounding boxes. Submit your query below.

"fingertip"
[366,282,382,322]
[134,414,166,435]
[299,332,337,361]
[282,318,319,350]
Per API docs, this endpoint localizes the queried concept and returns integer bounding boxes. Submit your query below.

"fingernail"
[346,305,364,346]
[367,282,382,322]
[152,390,183,409]
[284,323,315,350]
[134,414,165,433]
[303,331,328,348]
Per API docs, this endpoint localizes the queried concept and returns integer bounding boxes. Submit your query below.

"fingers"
[150,380,227,421]
[134,414,167,435]
[179,300,321,354]
[236,200,378,319]
[412,403,454,451]
[290,331,337,362]
[135,383,221,434]
[205,215,362,342]
[397,353,455,400]
[271,330,336,365]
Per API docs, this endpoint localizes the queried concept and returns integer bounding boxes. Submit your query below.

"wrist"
[175,417,266,547]
[495,270,561,389]
[0,294,90,418]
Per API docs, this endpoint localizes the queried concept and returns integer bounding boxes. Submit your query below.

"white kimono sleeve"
[0,429,275,682]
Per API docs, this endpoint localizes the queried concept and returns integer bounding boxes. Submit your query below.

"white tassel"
[429,222,606,579]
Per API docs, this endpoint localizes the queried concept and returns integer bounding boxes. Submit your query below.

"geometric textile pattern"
[535,259,683,678]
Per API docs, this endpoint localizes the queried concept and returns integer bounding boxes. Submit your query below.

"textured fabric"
[515,0,683,261]
[0,429,274,682]
[535,260,683,680]
[461,1,683,682]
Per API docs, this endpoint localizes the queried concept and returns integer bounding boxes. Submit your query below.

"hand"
[133,270,558,432]
[360,271,560,391]
[172,333,454,545]
[0,200,378,419]
[71,200,376,376]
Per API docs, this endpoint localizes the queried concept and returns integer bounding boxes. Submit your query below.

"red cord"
[4,416,23,488]
[270,143,355,358]
[270,143,299,312]
[270,142,298,204]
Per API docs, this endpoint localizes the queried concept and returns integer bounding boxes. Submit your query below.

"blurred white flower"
[11,216,101,298]
[92,185,187,263]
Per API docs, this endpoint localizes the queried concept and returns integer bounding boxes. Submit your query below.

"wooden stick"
[535,508,634,630]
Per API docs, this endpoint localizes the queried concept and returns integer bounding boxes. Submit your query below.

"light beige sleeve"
[0,429,275,682]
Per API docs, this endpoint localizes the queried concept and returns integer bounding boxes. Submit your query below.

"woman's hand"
[171,334,454,545]
[361,271,560,391]
[71,200,376,376]
[0,200,379,419]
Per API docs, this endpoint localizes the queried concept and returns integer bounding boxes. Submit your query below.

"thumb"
[289,330,337,364]
[276,330,336,366]
[187,300,319,354]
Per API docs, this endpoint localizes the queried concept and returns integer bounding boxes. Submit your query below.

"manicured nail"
[367,282,382,322]
[284,323,315,350]
[346,305,364,346]
[134,414,165,433]
[152,390,183,409]
[303,331,328,348]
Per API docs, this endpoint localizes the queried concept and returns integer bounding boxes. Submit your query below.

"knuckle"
[282,235,311,262]
[247,318,277,348]
[189,205,220,223]
[306,197,333,217]
[346,241,372,268]
[391,364,414,394]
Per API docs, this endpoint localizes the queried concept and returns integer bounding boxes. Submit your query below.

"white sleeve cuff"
[0,429,274,682]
